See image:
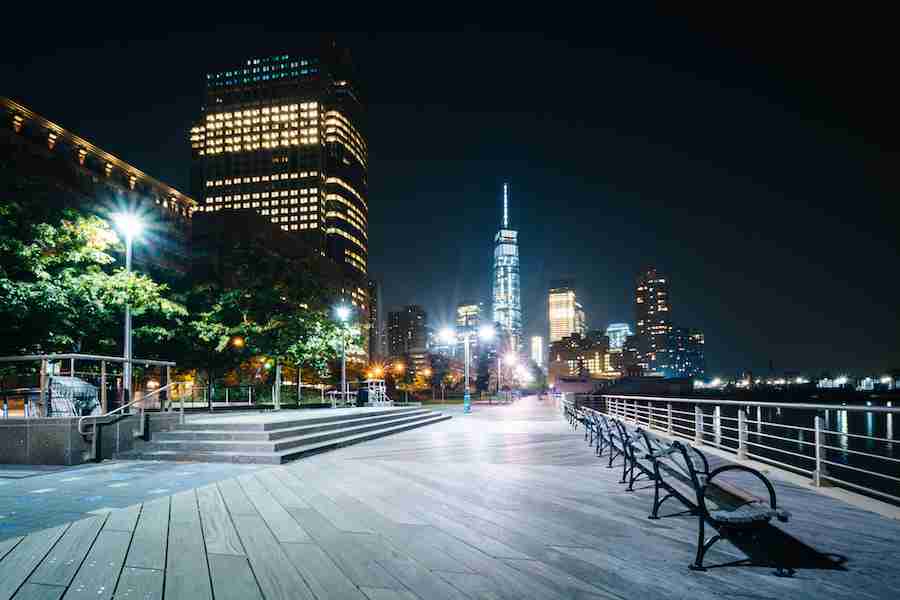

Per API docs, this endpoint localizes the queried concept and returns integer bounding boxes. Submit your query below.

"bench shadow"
[706,525,848,572]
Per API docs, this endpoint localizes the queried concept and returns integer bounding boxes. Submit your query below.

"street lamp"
[113,212,144,406]
[335,304,351,406]
[440,324,494,414]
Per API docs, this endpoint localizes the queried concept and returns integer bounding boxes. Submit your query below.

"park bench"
[646,438,792,574]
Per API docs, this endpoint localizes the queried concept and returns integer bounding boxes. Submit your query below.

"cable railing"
[571,393,900,506]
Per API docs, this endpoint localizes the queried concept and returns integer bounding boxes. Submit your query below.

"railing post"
[737,409,747,459]
[814,414,824,487]
[694,406,704,444]
[714,406,722,447]
[38,358,48,418]
[756,405,762,432]
[179,385,185,424]
[667,402,673,434]
[100,360,108,414]
[225,387,230,405]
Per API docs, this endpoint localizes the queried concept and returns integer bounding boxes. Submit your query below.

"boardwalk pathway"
[1,397,899,599]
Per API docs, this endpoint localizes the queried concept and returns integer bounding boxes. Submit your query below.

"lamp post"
[440,325,494,414]
[335,305,351,406]
[113,213,143,408]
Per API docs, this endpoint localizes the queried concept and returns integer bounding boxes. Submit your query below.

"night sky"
[3,9,897,375]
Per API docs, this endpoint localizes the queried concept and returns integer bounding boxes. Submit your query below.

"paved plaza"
[1,397,899,599]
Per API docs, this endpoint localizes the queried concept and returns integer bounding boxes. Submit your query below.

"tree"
[428,353,450,391]
[475,348,492,393]
[0,201,185,356]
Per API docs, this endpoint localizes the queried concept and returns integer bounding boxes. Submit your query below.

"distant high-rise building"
[456,303,483,331]
[670,327,705,379]
[634,268,673,376]
[367,278,382,361]
[531,336,544,367]
[189,43,368,288]
[548,281,586,342]
[492,183,522,350]
[605,323,633,351]
[547,333,615,386]
[387,305,428,358]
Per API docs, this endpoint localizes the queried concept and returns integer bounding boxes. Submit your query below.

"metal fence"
[573,393,900,505]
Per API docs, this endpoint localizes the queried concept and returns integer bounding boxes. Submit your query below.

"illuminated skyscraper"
[190,44,368,279]
[548,281,585,342]
[605,323,633,351]
[634,268,673,375]
[531,336,544,367]
[492,183,522,350]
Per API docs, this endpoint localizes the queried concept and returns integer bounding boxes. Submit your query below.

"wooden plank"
[281,542,368,600]
[28,516,105,586]
[165,489,212,600]
[103,505,141,533]
[207,554,263,600]
[377,558,470,600]
[216,479,258,516]
[112,567,163,600]
[196,485,245,556]
[287,509,403,590]
[230,514,316,600]
[237,475,311,543]
[359,588,419,600]
[63,530,132,600]
[254,469,311,508]
[0,524,68,600]
[0,537,23,562]
[125,498,169,571]
[9,583,64,600]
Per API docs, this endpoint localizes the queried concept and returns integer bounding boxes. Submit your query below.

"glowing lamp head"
[478,325,495,341]
[335,305,351,322]
[231,336,245,348]
[503,353,517,366]
[112,213,144,240]
[438,327,456,344]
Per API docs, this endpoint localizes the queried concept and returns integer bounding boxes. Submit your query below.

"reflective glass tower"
[492,183,522,350]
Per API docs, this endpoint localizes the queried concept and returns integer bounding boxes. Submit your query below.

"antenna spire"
[503,183,509,228]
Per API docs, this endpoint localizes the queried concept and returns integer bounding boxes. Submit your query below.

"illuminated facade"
[2,97,195,274]
[531,336,544,367]
[492,183,522,350]
[634,268,673,376]
[190,47,368,280]
[605,323,633,351]
[548,281,586,342]
[670,328,705,379]
[548,332,617,385]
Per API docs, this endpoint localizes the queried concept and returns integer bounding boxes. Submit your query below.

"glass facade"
[492,185,522,350]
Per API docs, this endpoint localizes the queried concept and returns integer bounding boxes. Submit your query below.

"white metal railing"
[569,393,900,505]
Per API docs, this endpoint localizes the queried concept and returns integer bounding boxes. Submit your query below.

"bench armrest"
[704,464,784,520]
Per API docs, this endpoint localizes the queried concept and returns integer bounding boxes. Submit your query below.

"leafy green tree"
[428,353,450,390]
[0,201,184,356]
[475,349,492,393]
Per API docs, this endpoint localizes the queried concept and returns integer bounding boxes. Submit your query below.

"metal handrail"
[601,393,900,414]
[77,382,176,435]
[576,393,900,505]
[0,353,175,366]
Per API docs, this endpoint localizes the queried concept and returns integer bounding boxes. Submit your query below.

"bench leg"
[689,517,721,571]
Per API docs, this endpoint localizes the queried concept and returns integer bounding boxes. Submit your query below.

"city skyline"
[3,19,897,374]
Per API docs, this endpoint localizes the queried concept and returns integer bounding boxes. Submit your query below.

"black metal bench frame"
[647,440,793,575]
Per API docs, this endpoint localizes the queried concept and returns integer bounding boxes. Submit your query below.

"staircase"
[118,406,450,464]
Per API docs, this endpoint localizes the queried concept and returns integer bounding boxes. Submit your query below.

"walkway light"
[439,327,456,344]
[335,305,351,322]
[478,325,495,341]
[112,212,144,406]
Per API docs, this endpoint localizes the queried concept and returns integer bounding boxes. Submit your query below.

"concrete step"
[175,406,423,432]
[120,413,451,464]
[143,411,442,453]
[155,409,435,442]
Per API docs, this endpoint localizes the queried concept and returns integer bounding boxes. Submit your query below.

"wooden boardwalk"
[1,396,898,599]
